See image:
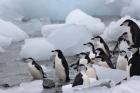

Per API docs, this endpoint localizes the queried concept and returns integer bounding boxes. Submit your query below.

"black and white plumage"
[128,45,140,77]
[24,58,46,80]
[72,64,97,87]
[95,48,115,69]
[91,36,111,58]
[83,42,96,62]
[120,19,140,47]
[52,49,70,83]
[70,52,91,71]
[116,50,128,71]
[113,32,130,55]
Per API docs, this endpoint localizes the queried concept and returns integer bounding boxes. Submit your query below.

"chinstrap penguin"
[83,42,96,63]
[116,50,129,71]
[91,36,111,58]
[52,49,70,84]
[24,58,46,80]
[120,19,140,47]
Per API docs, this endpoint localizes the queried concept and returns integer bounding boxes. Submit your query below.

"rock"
[42,78,55,89]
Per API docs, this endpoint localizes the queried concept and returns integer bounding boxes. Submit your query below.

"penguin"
[116,50,129,71]
[113,32,130,55]
[85,63,98,79]
[127,45,140,77]
[83,42,96,63]
[91,36,111,58]
[95,48,115,69]
[52,49,70,83]
[70,52,91,71]
[72,64,97,87]
[24,58,46,80]
[120,19,140,47]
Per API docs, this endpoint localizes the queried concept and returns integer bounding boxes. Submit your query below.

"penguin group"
[23,18,140,89]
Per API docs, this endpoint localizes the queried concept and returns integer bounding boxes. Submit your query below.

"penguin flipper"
[33,62,46,78]
[72,73,83,87]
[106,59,115,69]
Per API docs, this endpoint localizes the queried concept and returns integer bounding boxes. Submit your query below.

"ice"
[47,24,92,56]
[41,24,65,38]
[0,19,28,42]
[93,65,127,84]
[0,80,43,93]
[0,35,12,47]
[101,16,131,42]
[66,9,105,36]
[19,38,54,61]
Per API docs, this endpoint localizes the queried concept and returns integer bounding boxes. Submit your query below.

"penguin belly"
[116,56,128,71]
[28,63,43,79]
[89,53,96,63]
[127,30,134,45]
[119,41,129,52]
[79,58,88,66]
[55,57,66,82]
[86,68,97,78]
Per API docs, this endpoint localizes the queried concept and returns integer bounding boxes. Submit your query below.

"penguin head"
[94,56,103,62]
[83,42,94,48]
[91,36,101,42]
[120,19,136,27]
[120,32,128,40]
[95,48,105,57]
[119,50,127,56]
[24,57,34,63]
[128,45,139,54]
[78,64,87,72]
[51,49,63,55]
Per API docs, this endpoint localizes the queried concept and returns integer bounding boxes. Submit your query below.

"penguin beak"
[120,23,124,26]
[91,37,95,40]
[51,50,55,52]
[83,43,87,46]
[128,47,131,51]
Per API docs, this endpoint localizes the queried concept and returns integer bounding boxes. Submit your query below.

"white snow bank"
[0,19,28,42]
[0,80,43,93]
[66,9,105,36]
[20,38,54,61]
[47,24,92,56]
[101,16,133,42]
[121,0,140,19]
[41,24,65,37]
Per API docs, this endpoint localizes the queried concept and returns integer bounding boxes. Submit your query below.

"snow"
[101,16,131,42]
[66,9,105,36]
[19,38,54,61]
[47,24,92,56]
[0,19,28,42]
